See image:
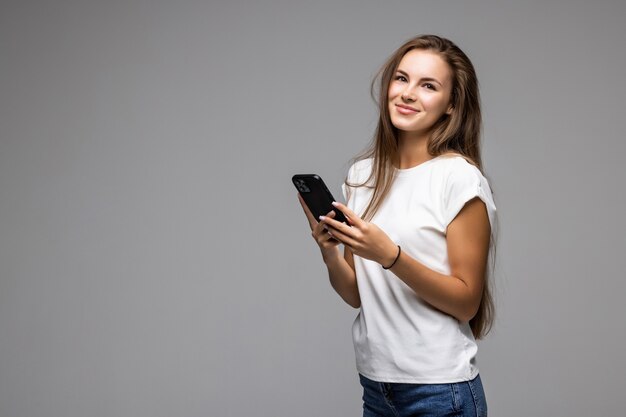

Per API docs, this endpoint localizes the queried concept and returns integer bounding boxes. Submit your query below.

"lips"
[395,104,419,115]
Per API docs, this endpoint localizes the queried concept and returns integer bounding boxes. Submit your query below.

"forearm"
[316,199,489,321]
[323,250,361,309]
[386,250,480,322]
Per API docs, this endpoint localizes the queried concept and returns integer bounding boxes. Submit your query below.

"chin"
[391,120,419,131]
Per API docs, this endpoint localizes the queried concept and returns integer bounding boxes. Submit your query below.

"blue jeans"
[359,374,487,417]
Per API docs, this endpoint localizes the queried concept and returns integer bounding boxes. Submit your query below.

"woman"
[298,34,496,416]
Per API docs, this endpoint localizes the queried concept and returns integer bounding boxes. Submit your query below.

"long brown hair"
[346,34,495,339]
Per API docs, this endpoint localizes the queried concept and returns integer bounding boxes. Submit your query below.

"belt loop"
[381,382,393,399]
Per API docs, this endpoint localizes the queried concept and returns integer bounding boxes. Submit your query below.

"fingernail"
[331,201,338,206]
[319,215,326,221]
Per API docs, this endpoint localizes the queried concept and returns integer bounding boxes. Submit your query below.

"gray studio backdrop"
[1,1,625,416]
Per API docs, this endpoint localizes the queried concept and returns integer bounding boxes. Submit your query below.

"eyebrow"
[396,69,444,86]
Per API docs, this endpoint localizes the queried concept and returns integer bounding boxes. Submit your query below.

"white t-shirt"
[341,155,497,384]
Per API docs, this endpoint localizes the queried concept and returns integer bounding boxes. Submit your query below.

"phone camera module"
[295,179,311,193]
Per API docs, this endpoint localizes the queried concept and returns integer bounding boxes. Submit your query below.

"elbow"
[453,286,482,322]
[456,311,475,323]
[456,303,480,323]
[347,297,361,309]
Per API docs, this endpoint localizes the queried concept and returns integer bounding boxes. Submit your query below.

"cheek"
[421,94,447,111]
[387,84,402,100]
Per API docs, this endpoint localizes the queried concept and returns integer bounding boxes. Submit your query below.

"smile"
[395,104,419,115]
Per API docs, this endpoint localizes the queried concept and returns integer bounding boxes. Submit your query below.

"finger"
[320,230,341,247]
[312,210,336,234]
[313,218,337,240]
[324,224,359,249]
[315,225,341,247]
[297,194,317,228]
[331,201,363,227]
[319,214,358,239]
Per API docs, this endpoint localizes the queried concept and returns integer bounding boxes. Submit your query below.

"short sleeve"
[341,162,356,205]
[442,160,497,229]
[340,158,373,215]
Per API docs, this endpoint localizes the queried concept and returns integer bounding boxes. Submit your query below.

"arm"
[298,194,360,308]
[320,198,490,322]
[323,246,360,309]
[384,197,490,321]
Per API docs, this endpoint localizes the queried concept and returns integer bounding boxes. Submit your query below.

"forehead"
[397,49,452,82]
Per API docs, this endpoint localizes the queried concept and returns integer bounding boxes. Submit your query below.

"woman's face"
[388,49,454,137]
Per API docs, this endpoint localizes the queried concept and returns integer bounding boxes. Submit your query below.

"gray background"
[1,0,625,416]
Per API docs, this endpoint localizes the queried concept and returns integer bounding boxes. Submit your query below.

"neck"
[396,131,432,169]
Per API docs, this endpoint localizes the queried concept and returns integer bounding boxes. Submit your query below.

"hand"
[318,201,398,268]
[297,194,341,260]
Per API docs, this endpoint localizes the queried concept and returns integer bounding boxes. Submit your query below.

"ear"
[445,104,453,115]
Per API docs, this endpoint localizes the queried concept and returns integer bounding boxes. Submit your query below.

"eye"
[394,75,408,82]
[423,83,436,90]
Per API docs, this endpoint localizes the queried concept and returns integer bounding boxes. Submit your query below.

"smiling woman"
[388,50,454,139]
[297,34,495,417]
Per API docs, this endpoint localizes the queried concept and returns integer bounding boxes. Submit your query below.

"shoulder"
[433,153,495,208]
[432,154,487,187]
[342,158,374,204]
[347,157,374,183]
[435,154,497,227]
[435,153,480,171]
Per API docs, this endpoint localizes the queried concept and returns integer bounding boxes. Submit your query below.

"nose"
[401,87,416,102]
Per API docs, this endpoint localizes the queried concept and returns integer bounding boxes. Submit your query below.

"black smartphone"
[292,174,349,224]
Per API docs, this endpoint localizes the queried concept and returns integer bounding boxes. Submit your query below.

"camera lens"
[295,179,310,193]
